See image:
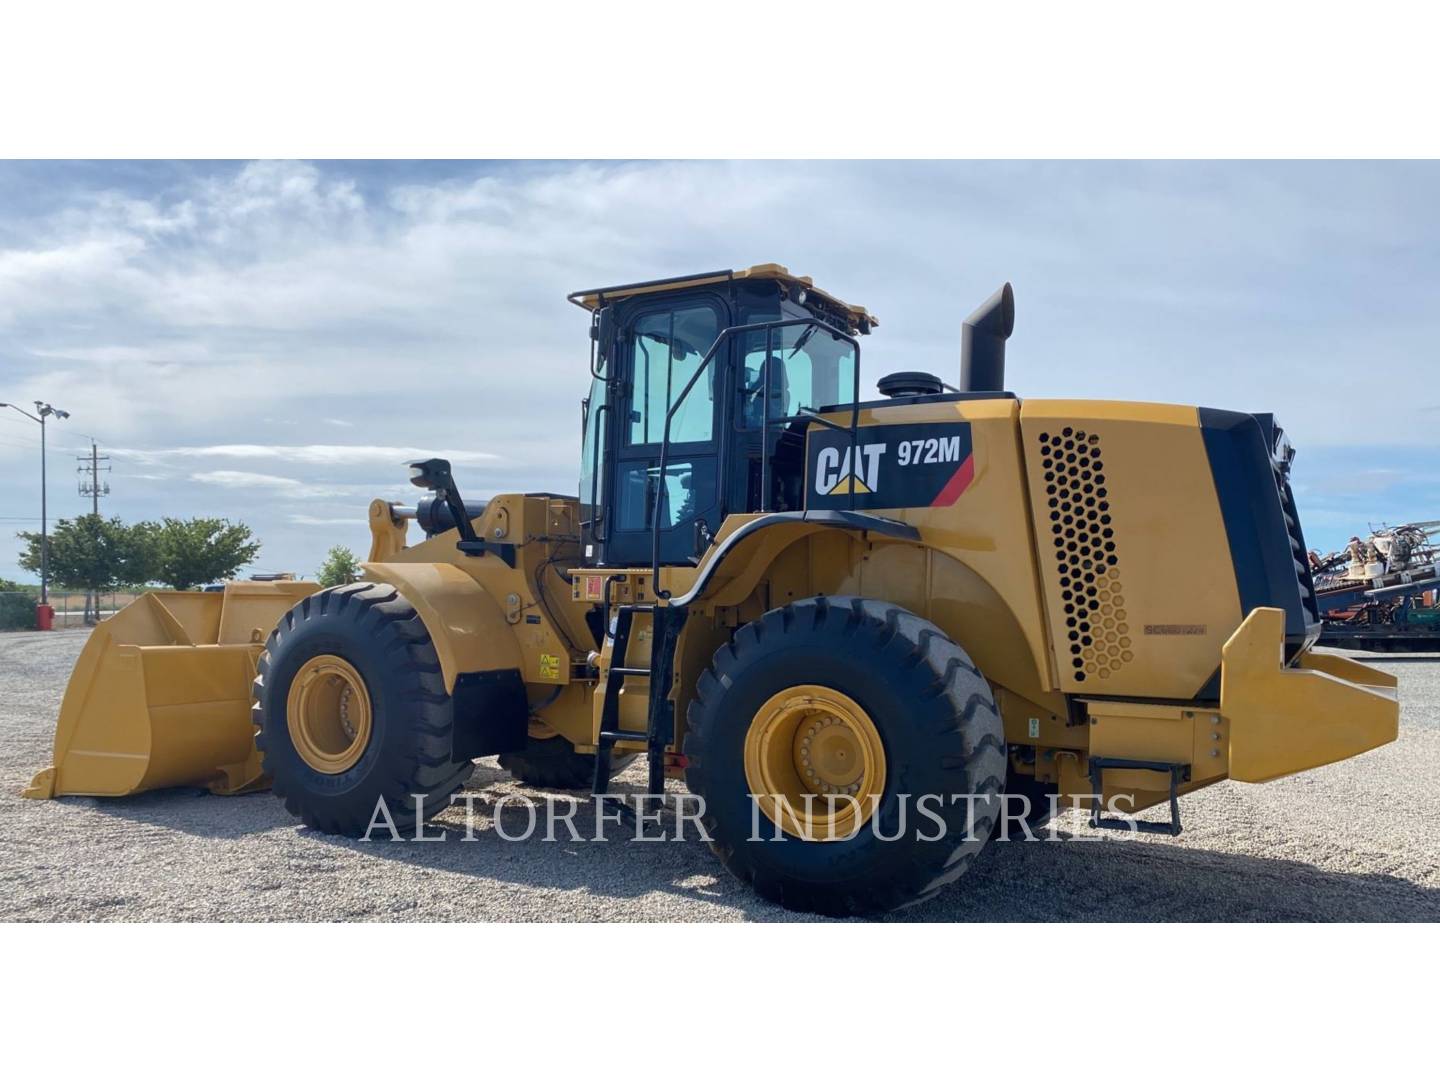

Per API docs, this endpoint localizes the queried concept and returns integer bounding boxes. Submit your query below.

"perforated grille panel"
[1039,428,1131,684]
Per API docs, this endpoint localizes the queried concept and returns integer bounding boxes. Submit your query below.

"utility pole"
[77,440,111,514]
[0,400,69,620]
[77,439,111,624]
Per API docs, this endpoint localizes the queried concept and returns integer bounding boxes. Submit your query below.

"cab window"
[627,305,720,445]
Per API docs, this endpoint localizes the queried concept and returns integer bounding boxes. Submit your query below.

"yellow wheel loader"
[27,264,1400,915]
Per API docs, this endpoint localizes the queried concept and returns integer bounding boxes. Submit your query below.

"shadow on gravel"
[80,765,1440,922]
[318,781,1440,923]
[909,827,1440,922]
[1354,655,1440,663]
[81,787,303,838]
[303,763,763,915]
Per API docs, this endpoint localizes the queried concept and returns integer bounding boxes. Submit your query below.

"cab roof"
[566,263,877,333]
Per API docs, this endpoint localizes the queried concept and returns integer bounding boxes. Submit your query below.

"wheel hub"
[744,684,886,839]
[798,716,865,794]
[286,654,373,774]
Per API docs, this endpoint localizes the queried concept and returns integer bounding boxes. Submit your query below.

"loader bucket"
[22,581,320,800]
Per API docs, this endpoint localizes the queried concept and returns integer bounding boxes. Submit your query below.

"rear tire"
[498,735,633,790]
[253,582,474,836]
[684,596,1005,917]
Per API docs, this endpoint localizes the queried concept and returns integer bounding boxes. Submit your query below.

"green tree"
[0,576,38,596]
[148,517,261,591]
[17,515,157,593]
[0,581,35,629]
[316,545,362,588]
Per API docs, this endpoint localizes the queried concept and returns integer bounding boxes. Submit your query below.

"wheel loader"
[26,264,1400,915]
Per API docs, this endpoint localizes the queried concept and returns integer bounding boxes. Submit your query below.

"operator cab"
[570,264,876,567]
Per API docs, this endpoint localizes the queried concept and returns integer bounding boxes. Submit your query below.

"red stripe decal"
[930,454,975,507]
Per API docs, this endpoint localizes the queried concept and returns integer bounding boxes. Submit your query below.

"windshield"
[739,321,857,428]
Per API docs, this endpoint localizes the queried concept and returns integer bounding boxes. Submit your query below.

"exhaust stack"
[960,282,1015,392]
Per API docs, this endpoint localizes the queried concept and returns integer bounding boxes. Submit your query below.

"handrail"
[650,317,862,599]
[587,309,603,378]
[586,401,610,535]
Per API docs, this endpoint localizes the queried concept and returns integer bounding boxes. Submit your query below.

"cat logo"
[814,444,886,496]
[806,420,975,511]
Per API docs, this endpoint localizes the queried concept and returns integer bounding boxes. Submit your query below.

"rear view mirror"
[592,305,616,377]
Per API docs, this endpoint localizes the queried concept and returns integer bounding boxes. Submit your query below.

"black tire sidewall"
[258,588,452,832]
[688,601,1004,912]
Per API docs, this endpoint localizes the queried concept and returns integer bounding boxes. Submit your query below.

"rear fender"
[674,510,921,611]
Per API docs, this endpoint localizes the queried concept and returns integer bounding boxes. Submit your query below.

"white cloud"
[191,469,307,492]
[117,444,502,467]
[1294,468,1412,497]
[289,514,365,526]
[188,470,418,506]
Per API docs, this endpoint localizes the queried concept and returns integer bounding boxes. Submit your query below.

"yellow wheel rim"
[286,654,373,774]
[743,684,887,840]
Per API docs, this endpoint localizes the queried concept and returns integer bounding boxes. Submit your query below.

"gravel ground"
[2,628,1438,922]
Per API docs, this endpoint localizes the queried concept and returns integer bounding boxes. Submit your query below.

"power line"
[0,435,94,454]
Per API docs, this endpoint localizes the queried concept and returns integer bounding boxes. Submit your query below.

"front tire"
[253,582,475,836]
[684,596,1005,917]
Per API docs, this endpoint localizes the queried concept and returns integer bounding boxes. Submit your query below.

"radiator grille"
[1040,428,1131,684]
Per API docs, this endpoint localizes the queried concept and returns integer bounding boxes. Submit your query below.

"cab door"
[604,296,726,567]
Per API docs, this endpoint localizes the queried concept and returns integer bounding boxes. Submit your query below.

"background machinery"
[26,264,1401,915]
[1311,522,1440,651]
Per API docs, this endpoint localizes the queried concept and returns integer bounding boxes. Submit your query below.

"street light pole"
[40,408,47,604]
[1,400,71,608]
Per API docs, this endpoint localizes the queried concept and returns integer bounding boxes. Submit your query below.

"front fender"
[361,561,522,693]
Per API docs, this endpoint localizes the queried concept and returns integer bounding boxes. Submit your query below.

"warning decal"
[805,421,975,511]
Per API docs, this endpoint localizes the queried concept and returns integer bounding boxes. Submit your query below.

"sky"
[1,160,1437,586]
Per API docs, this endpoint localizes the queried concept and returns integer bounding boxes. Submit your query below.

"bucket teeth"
[21,767,55,800]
